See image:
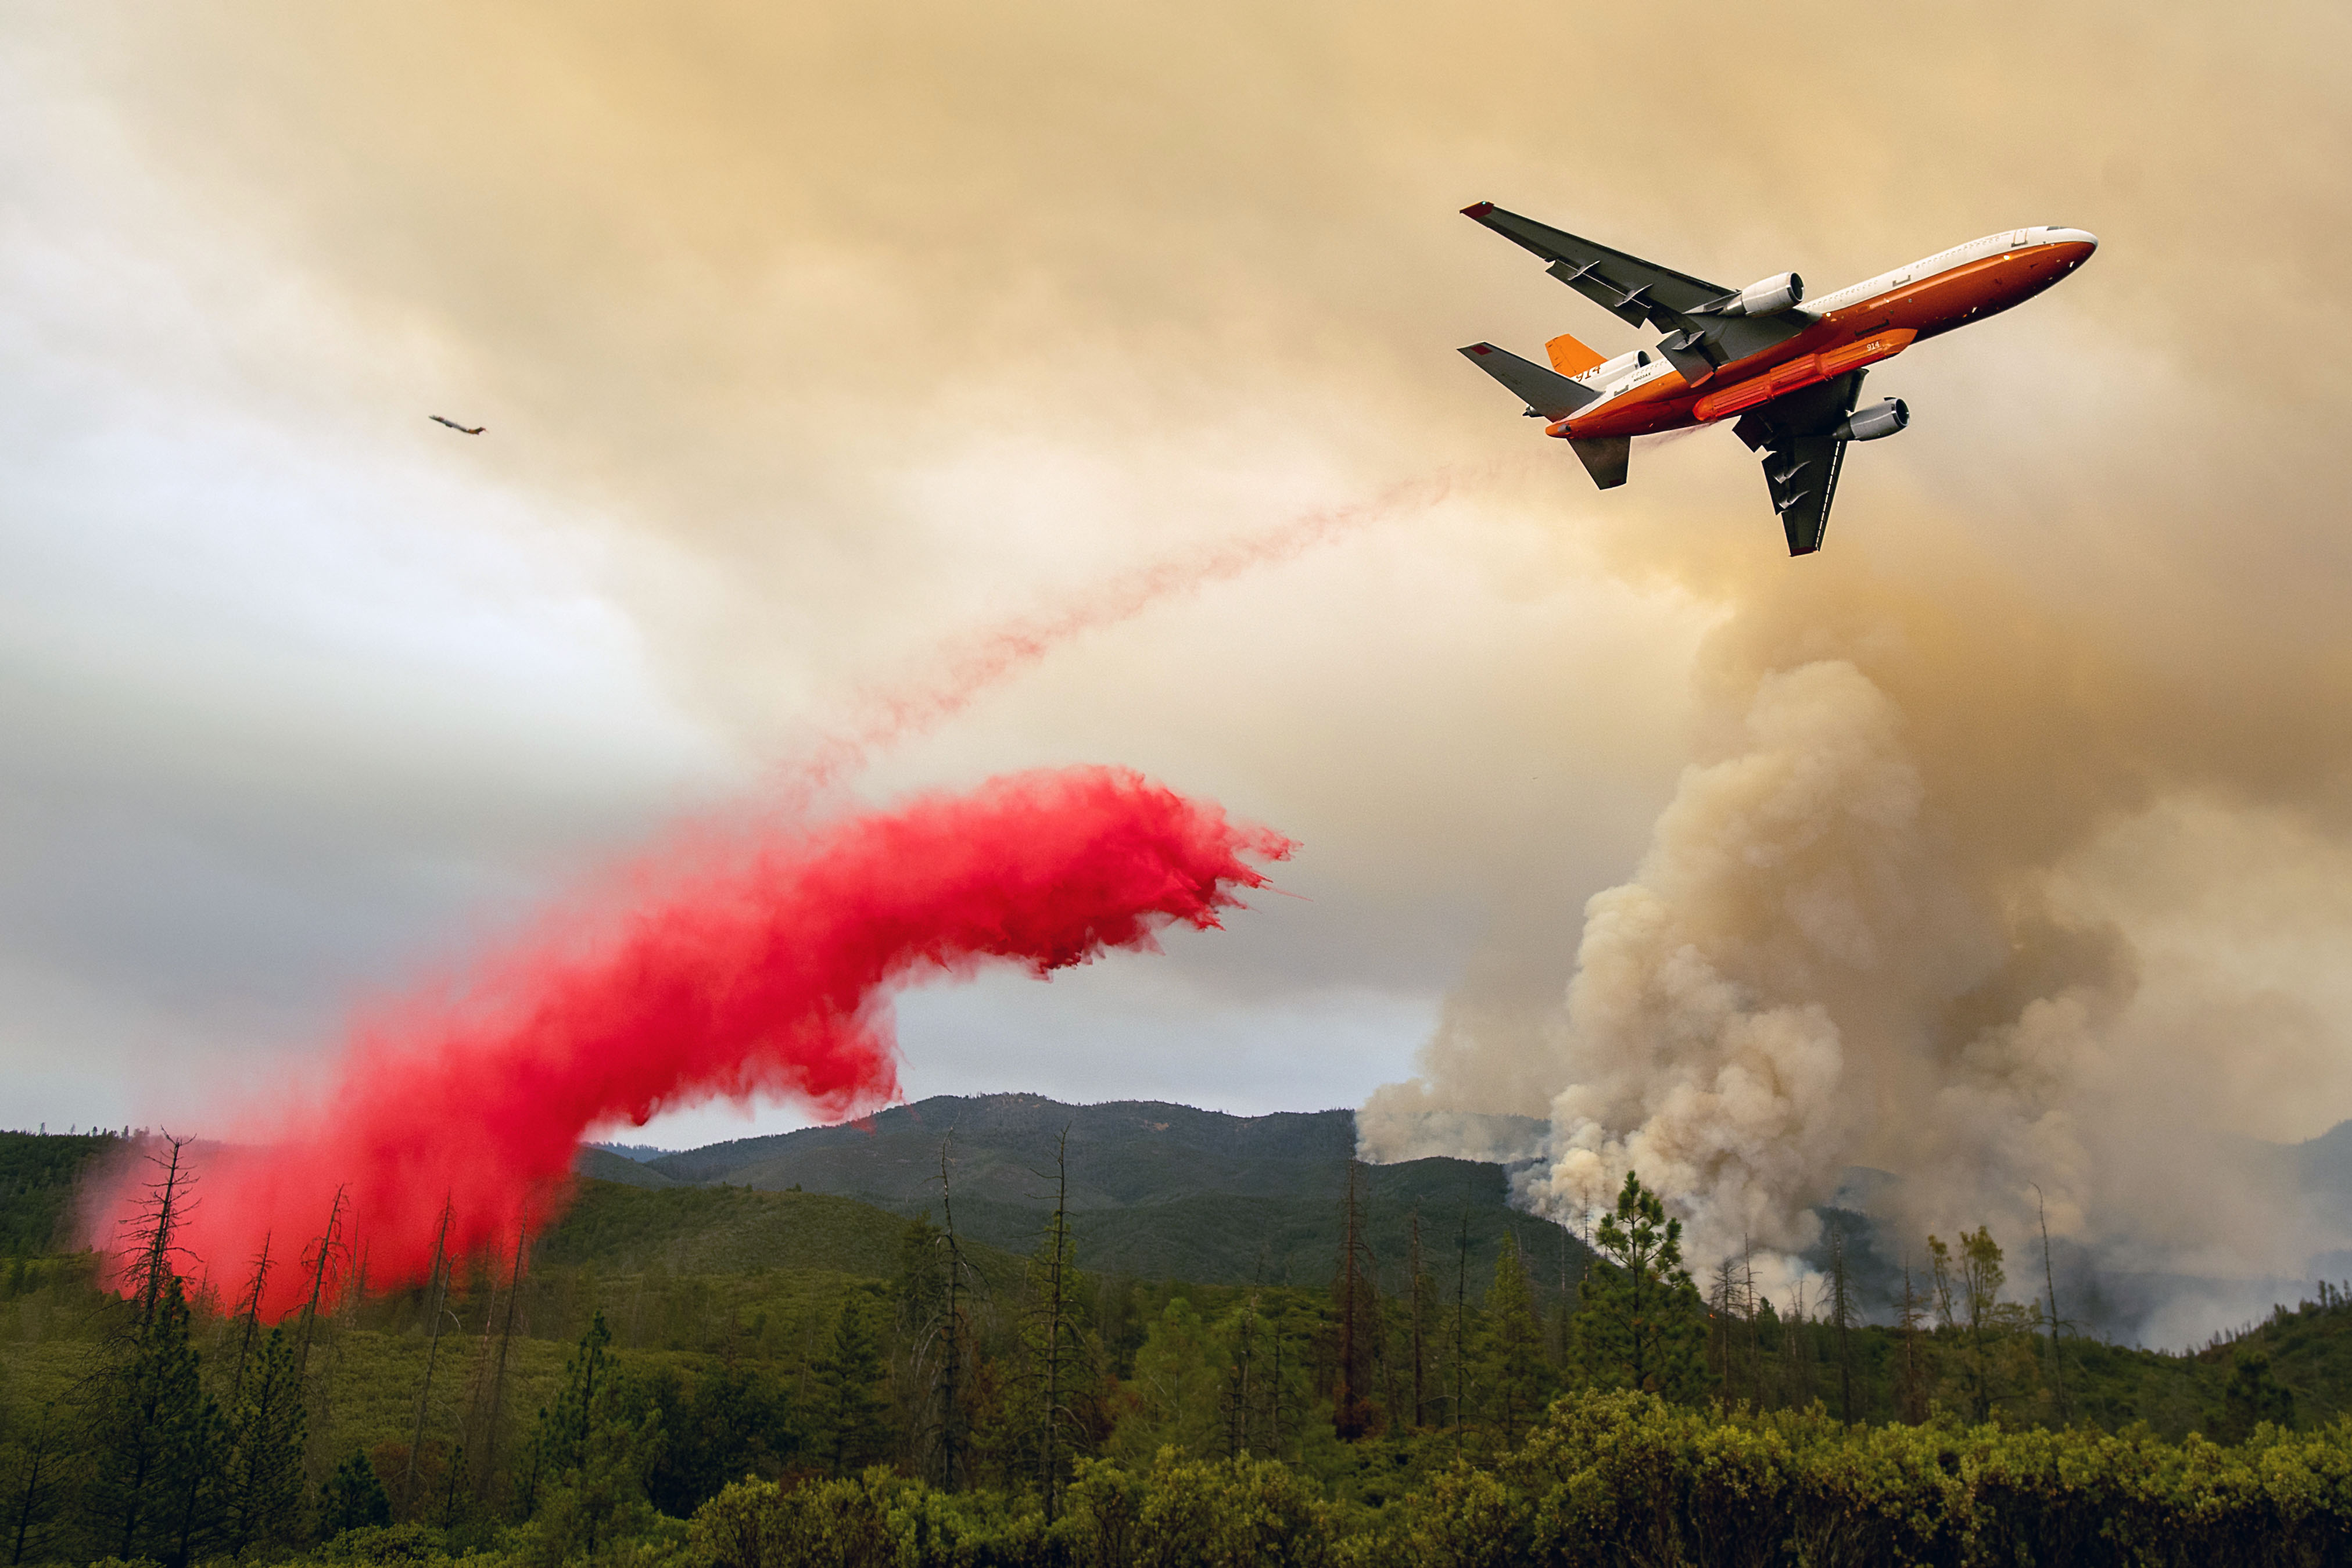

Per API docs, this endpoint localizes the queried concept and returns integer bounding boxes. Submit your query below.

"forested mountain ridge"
[619,1094,1583,1291]
[642,1093,1358,1205]
[0,1114,1574,1298]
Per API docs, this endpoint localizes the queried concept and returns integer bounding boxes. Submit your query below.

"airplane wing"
[1762,436,1847,555]
[1735,372,1868,556]
[1461,202,1812,382]
[1462,203,1728,332]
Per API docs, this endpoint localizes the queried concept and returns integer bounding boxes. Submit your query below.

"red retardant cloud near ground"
[95,767,1290,1319]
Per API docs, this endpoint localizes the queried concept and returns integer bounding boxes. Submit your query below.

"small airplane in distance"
[1456,204,2096,554]
[429,415,485,435]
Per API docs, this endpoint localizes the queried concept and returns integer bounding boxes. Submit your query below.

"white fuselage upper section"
[1569,227,2100,406]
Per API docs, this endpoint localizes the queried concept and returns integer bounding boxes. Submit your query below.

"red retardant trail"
[790,469,1469,794]
[99,768,1290,1320]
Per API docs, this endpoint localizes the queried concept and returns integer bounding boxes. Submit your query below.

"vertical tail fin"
[1544,332,1605,378]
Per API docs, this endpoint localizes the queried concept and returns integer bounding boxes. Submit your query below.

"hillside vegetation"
[6,1118,2352,1564]
[0,1131,116,1254]
[618,1093,1580,1291]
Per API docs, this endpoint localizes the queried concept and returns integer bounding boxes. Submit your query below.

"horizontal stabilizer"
[1458,342,1600,420]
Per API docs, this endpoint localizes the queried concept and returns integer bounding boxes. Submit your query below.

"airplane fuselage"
[1548,227,2098,441]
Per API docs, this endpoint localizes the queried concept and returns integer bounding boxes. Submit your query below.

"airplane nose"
[2046,227,2099,251]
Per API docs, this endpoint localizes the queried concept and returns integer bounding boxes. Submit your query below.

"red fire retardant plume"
[102,767,1290,1320]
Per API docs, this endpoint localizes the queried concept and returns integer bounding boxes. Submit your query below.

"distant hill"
[574,1146,682,1189]
[588,1142,673,1165]
[646,1094,1358,1208]
[641,1093,1583,1294]
[2291,1122,2352,1193]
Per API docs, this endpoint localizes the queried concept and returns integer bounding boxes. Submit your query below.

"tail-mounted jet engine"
[1702,272,1805,317]
[1831,398,1909,442]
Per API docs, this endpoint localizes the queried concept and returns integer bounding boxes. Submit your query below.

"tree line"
[0,1131,2344,1565]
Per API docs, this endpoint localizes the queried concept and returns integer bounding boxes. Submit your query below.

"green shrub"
[684,1474,898,1568]
[316,1523,450,1563]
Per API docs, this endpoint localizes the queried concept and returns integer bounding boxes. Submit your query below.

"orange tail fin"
[1544,332,1605,377]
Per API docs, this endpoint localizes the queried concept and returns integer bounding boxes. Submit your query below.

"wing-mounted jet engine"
[1699,273,1806,318]
[1454,202,2095,554]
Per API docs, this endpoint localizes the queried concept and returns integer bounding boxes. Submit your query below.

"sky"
[6,2,2352,1325]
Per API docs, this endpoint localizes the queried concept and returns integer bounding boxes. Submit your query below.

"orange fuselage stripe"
[1551,240,2096,440]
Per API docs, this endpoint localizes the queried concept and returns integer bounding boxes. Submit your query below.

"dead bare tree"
[1829,1223,1856,1423]
[403,1199,456,1516]
[1023,1127,1084,1522]
[119,1134,195,1329]
[1896,1251,1927,1425]
[227,1233,273,1408]
[293,1186,347,1383]
[474,1214,530,1504]
[914,1133,980,1491]
[2034,1185,2073,1425]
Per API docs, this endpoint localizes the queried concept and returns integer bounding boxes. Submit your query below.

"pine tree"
[520,1311,661,1557]
[529,1382,660,1560]
[318,1449,392,1537]
[221,1326,306,1553]
[1220,1295,1259,1458]
[1484,1232,1550,1438]
[84,1140,222,1567]
[643,1365,796,1518]
[2221,1350,2296,1440]
[6,1401,62,1566]
[85,1272,218,1565]
[524,1310,613,1516]
[811,1298,889,1479]
[1572,1171,1704,1399]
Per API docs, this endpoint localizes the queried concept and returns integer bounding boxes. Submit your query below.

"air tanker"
[1457,203,2096,554]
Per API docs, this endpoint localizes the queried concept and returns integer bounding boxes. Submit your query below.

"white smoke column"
[1509,659,2096,1267]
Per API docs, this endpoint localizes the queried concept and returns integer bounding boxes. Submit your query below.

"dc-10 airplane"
[1456,203,2096,554]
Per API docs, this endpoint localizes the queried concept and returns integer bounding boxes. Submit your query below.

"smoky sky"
[5,0,2351,1296]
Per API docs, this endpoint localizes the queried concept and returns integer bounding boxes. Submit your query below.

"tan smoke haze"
[13,1,2352,1329]
[1367,534,2352,1309]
